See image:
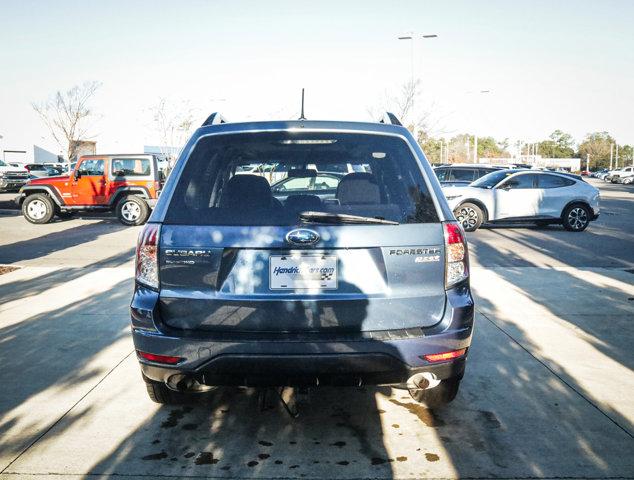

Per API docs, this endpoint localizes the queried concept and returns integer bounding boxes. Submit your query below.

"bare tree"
[32,81,101,161]
[150,98,196,165]
[368,80,442,139]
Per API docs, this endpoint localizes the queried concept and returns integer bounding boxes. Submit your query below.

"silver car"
[444,169,600,232]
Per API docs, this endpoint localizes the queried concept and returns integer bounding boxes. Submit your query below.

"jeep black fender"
[455,199,489,223]
[109,186,152,207]
[18,185,65,206]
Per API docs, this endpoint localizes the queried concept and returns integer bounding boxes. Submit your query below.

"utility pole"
[466,136,470,164]
[474,135,478,163]
[609,144,613,170]
[615,144,619,169]
[587,153,590,172]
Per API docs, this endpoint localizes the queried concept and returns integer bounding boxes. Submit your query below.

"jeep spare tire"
[116,195,150,226]
[22,194,55,224]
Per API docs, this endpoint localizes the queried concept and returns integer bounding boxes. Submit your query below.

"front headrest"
[336,172,380,205]
[221,174,272,208]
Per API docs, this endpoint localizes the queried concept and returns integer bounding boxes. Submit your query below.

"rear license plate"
[270,255,337,290]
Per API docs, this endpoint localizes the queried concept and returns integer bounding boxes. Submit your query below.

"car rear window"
[449,168,476,182]
[111,157,151,177]
[164,131,439,226]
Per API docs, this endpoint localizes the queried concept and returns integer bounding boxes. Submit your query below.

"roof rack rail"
[379,112,403,126]
[201,112,227,127]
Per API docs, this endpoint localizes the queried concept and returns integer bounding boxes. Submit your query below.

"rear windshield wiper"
[299,211,399,225]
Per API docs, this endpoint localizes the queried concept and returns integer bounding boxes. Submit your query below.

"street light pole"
[397,33,438,87]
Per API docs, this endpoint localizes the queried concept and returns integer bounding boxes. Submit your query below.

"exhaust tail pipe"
[166,374,213,393]
[406,372,441,390]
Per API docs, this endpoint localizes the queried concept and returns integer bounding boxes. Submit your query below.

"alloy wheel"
[568,207,588,230]
[455,206,478,229]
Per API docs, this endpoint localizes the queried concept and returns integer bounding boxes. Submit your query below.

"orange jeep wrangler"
[16,154,163,225]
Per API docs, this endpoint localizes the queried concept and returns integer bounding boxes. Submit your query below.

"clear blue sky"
[1,0,633,157]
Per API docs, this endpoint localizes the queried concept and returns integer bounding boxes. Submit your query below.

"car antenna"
[298,88,306,120]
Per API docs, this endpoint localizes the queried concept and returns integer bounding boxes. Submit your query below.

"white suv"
[444,169,600,232]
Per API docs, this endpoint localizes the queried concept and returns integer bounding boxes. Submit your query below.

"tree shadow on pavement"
[0,272,133,469]
[0,220,130,264]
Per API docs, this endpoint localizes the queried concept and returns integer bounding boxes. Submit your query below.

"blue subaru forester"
[131,113,474,408]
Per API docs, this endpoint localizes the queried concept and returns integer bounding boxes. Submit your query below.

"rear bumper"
[140,353,467,387]
[131,284,474,387]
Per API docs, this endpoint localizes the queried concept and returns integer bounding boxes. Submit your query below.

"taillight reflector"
[443,221,469,288]
[137,351,183,365]
[136,224,160,289]
[423,348,467,363]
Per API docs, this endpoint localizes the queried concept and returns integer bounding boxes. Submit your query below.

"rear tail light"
[137,350,183,365]
[423,348,467,363]
[136,224,160,289]
[443,221,469,288]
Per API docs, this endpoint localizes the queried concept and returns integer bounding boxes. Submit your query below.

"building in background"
[33,145,60,164]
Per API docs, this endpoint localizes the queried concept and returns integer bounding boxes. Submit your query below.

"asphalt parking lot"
[0,179,633,479]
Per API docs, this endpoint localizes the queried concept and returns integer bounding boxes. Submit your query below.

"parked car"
[23,163,62,178]
[614,169,634,184]
[444,169,600,232]
[15,154,162,225]
[433,164,503,187]
[270,170,344,202]
[591,169,608,179]
[130,112,474,409]
[606,166,634,183]
[0,159,30,193]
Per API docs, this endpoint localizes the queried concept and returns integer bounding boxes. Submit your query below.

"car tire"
[453,203,483,232]
[408,377,461,409]
[22,194,55,224]
[116,195,150,226]
[562,204,591,232]
[143,375,189,405]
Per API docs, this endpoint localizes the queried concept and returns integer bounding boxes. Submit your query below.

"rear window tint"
[164,132,439,226]
[538,174,575,188]
[449,168,476,181]
[111,157,151,177]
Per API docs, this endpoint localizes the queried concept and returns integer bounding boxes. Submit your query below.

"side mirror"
[74,170,82,180]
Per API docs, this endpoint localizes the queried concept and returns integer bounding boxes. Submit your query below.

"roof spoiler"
[379,112,403,126]
[201,112,227,127]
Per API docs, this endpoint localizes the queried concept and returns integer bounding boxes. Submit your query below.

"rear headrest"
[284,194,322,212]
[336,172,380,205]
[220,174,272,209]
